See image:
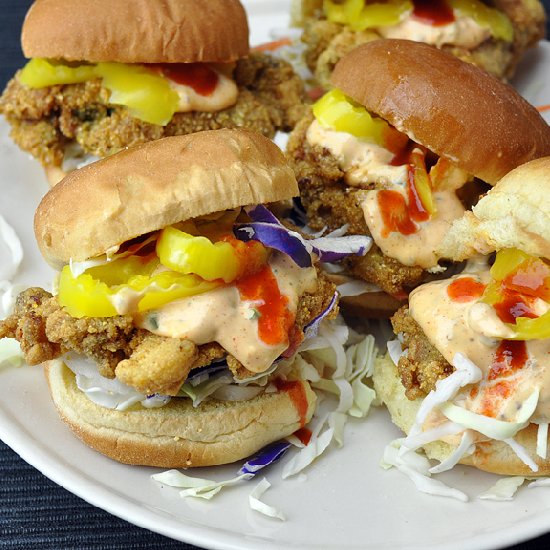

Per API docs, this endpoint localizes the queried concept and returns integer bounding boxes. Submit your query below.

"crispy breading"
[115,336,198,396]
[0,288,61,365]
[45,308,141,377]
[287,110,426,296]
[345,248,424,298]
[0,268,337,387]
[391,306,454,400]
[295,269,339,328]
[309,26,379,89]
[0,53,308,167]
[301,0,545,87]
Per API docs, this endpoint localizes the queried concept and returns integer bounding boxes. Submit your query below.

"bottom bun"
[45,360,316,468]
[373,353,550,476]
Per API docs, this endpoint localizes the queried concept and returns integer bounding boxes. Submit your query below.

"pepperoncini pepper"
[19,59,180,125]
[323,0,513,42]
[313,89,395,146]
[482,249,550,339]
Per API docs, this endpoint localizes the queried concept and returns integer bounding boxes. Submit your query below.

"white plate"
[2,2,550,549]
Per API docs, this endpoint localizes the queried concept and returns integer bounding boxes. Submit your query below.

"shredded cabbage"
[440,389,539,441]
[0,215,23,281]
[249,478,286,521]
[282,426,335,479]
[63,356,166,410]
[504,438,539,472]
[400,421,464,455]
[152,470,253,500]
[387,339,404,366]
[429,430,475,474]
[0,281,25,319]
[239,441,292,476]
[537,423,548,459]
[404,353,482,446]
[528,478,550,488]
[382,440,468,502]
[0,339,24,369]
[478,477,525,501]
[336,280,381,298]
[0,215,24,320]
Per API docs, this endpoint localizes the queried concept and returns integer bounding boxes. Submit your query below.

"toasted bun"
[438,157,550,261]
[373,353,550,476]
[331,40,550,185]
[22,0,249,63]
[45,359,316,468]
[34,129,298,268]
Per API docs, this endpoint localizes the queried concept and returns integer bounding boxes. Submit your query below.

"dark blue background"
[0,2,550,548]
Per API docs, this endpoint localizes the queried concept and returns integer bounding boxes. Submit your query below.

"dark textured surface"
[1,1,550,549]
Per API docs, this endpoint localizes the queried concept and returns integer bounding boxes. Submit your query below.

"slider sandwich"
[293,0,545,88]
[0,0,308,186]
[374,157,550,477]
[287,39,550,317]
[0,129,371,467]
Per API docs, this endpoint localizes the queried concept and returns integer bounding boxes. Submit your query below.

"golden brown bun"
[35,129,298,268]
[331,39,550,185]
[438,157,550,261]
[45,359,316,468]
[22,0,249,63]
[373,353,550,476]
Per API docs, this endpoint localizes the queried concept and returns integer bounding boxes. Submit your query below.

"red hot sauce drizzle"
[489,340,529,380]
[493,289,538,324]
[236,264,294,347]
[293,427,313,446]
[479,341,528,417]
[447,277,486,303]
[378,190,417,237]
[411,0,455,26]
[378,147,433,236]
[274,379,310,427]
[150,63,219,96]
[479,380,513,418]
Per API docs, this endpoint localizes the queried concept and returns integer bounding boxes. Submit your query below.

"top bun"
[22,0,249,63]
[438,156,550,261]
[331,39,550,185]
[35,129,298,267]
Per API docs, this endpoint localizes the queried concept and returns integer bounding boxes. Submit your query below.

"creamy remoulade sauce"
[409,273,550,423]
[134,253,318,373]
[306,120,466,269]
[164,64,238,113]
[379,15,492,49]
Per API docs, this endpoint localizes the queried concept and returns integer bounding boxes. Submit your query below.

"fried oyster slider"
[0,129,368,468]
[287,39,550,317]
[375,157,550,476]
[292,0,545,88]
[0,0,307,186]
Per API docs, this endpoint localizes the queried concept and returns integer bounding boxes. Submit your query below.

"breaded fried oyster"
[287,40,550,316]
[292,0,546,88]
[0,0,308,185]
